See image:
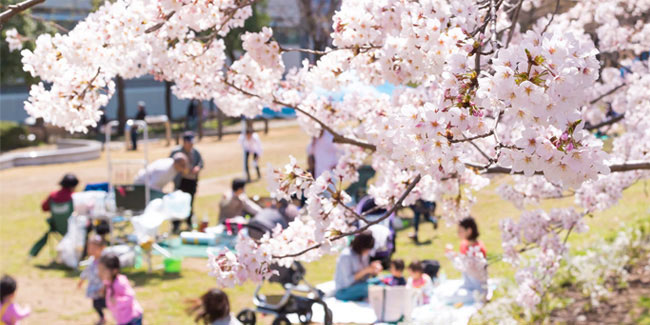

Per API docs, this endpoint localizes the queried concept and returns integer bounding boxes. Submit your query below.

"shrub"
[0,121,33,152]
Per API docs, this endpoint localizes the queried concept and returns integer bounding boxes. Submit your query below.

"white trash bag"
[162,191,192,220]
[103,244,136,268]
[72,191,108,217]
[57,214,89,268]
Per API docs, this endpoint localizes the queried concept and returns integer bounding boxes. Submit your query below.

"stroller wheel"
[236,308,256,325]
[298,310,313,324]
[271,315,291,325]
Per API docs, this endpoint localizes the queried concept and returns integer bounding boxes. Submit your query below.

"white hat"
[137,101,146,107]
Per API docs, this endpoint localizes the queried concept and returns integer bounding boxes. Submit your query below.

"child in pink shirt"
[1,275,31,325]
[98,254,143,325]
[407,260,432,305]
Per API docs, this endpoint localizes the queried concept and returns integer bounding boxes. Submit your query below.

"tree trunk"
[217,107,224,140]
[165,81,172,119]
[116,75,126,135]
[197,101,204,140]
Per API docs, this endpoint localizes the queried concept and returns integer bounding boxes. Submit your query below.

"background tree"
[0,0,54,86]
[222,0,270,62]
[297,0,339,57]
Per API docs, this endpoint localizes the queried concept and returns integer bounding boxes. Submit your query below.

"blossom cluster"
[14,0,650,306]
[474,222,649,323]
[4,28,23,52]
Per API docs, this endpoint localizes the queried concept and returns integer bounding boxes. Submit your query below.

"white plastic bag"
[103,244,136,268]
[57,214,89,268]
[162,191,192,220]
[72,191,108,217]
[368,224,391,252]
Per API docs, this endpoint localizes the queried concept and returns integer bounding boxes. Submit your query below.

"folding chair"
[29,200,73,258]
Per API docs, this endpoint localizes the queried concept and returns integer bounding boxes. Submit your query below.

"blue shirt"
[334,248,369,290]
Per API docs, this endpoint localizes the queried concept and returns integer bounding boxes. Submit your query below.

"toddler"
[187,288,242,325]
[407,260,432,304]
[0,275,30,325]
[382,259,406,286]
[78,235,107,325]
[98,254,143,325]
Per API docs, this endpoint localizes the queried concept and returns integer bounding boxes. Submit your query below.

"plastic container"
[180,231,217,245]
[164,257,182,273]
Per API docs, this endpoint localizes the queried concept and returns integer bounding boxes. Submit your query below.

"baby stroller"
[238,206,332,325]
[237,262,333,325]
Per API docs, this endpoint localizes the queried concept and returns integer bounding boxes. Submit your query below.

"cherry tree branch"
[589,83,627,105]
[28,13,68,33]
[223,78,377,151]
[272,174,422,259]
[541,0,561,35]
[145,11,176,33]
[505,0,523,48]
[465,160,650,174]
[585,113,625,131]
[0,0,44,25]
[450,130,494,143]
[278,44,382,57]
[75,67,102,103]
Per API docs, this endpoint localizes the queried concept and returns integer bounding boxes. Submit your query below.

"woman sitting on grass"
[334,231,383,301]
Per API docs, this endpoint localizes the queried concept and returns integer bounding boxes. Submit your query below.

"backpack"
[422,259,440,279]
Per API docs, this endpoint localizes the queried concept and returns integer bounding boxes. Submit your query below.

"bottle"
[199,214,209,232]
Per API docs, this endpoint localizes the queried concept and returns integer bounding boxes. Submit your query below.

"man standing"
[170,131,203,233]
[131,101,147,150]
[133,153,188,192]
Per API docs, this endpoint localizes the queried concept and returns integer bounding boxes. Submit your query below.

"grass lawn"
[0,124,648,324]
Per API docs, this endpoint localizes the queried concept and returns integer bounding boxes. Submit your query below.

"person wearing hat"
[41,173,78,212]
[170,131,203,233]
[130,101,147,150]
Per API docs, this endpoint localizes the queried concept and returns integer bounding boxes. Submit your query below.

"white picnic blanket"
[291,279,498,324]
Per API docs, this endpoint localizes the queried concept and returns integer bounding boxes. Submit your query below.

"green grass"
[1,170,648,324]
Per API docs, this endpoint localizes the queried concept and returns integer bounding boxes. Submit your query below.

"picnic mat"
[155,237,230,258]
[289,279,498,324]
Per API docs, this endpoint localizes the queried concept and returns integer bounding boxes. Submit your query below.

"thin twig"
[464,160,650,174]
[467,139,494,165]
[505,0,522,48]
[29,13,68,33]
[589,83,627,105]
[585,113,625,131]
[541,0,561,35]
[77,67,102,100]
[145,11,176,33]
[450,130,494,143]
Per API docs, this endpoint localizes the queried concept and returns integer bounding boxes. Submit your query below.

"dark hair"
[232,178,247,192]
[189,288,231,324]
[408,260,424,273]
[1,275,16,303]
[350,231,375,255]
[59,173,79,189]
[390,259,405,271]
[459,216,480,241]
[99,254,120,297]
